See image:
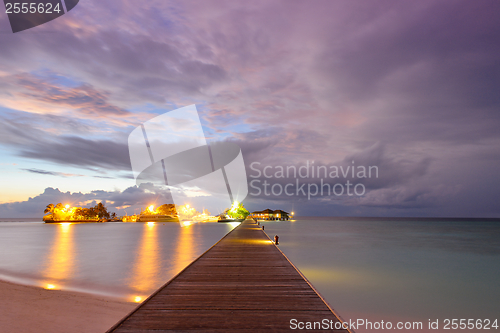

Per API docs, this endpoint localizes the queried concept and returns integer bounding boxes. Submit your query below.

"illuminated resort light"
[134,296,142,303]
[244,239,272,245]
[180,221,192,227]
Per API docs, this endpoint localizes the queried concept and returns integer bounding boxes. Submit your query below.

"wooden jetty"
[107,219,351,332]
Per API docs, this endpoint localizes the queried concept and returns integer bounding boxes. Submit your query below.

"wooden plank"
[107,219,351,332]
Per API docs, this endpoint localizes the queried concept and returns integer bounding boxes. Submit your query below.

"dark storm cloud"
[0,111,131,171]
[244,142,432,203]
[314,0,500,146]
[317,1,500,102]
[20,136,131,170]
[24,29,227,103]
[341,143,432,190]
[16,111,94,135]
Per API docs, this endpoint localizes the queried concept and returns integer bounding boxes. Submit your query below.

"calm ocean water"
[0,219,238,302]
[0,217,499,332]
[262,217,500,332]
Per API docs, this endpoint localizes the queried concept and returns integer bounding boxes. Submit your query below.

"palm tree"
[94,202,110,219]
[44,203,54,214]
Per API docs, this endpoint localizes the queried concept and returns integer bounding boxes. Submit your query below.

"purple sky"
[0,0,499,217]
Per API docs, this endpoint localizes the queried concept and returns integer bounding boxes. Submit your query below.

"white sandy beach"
[0,280,136,333]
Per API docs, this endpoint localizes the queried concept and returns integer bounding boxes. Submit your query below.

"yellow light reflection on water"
[43,223,75,285]
[129,222,160,293]
[179,221,192,227]
[171,222,195,276]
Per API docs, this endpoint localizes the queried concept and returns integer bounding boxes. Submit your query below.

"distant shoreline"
[2,216,499,222]
[293,216,500,221]
[43,220,105,223]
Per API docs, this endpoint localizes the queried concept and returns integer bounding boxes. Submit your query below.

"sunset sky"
[0,0,499,217]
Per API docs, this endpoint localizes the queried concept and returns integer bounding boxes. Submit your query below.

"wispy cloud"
[21,168,84,177]
[16,73,130,117]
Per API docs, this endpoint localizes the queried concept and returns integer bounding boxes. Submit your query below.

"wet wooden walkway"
[107,219,350,332]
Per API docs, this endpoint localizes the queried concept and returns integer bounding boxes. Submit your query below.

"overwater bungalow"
[249,209,291,221]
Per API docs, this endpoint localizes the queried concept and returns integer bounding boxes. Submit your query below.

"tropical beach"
[0,280,134,333]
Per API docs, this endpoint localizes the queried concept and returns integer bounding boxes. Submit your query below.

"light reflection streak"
[129,222,160,295]
[42,223,75,289]
[179,221,193,227]
[171,222,195,275]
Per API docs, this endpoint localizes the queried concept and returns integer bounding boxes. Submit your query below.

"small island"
[43,201,251,223]
[132,201,250,223]
[43,202,117,223]
[217,201,250,222]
